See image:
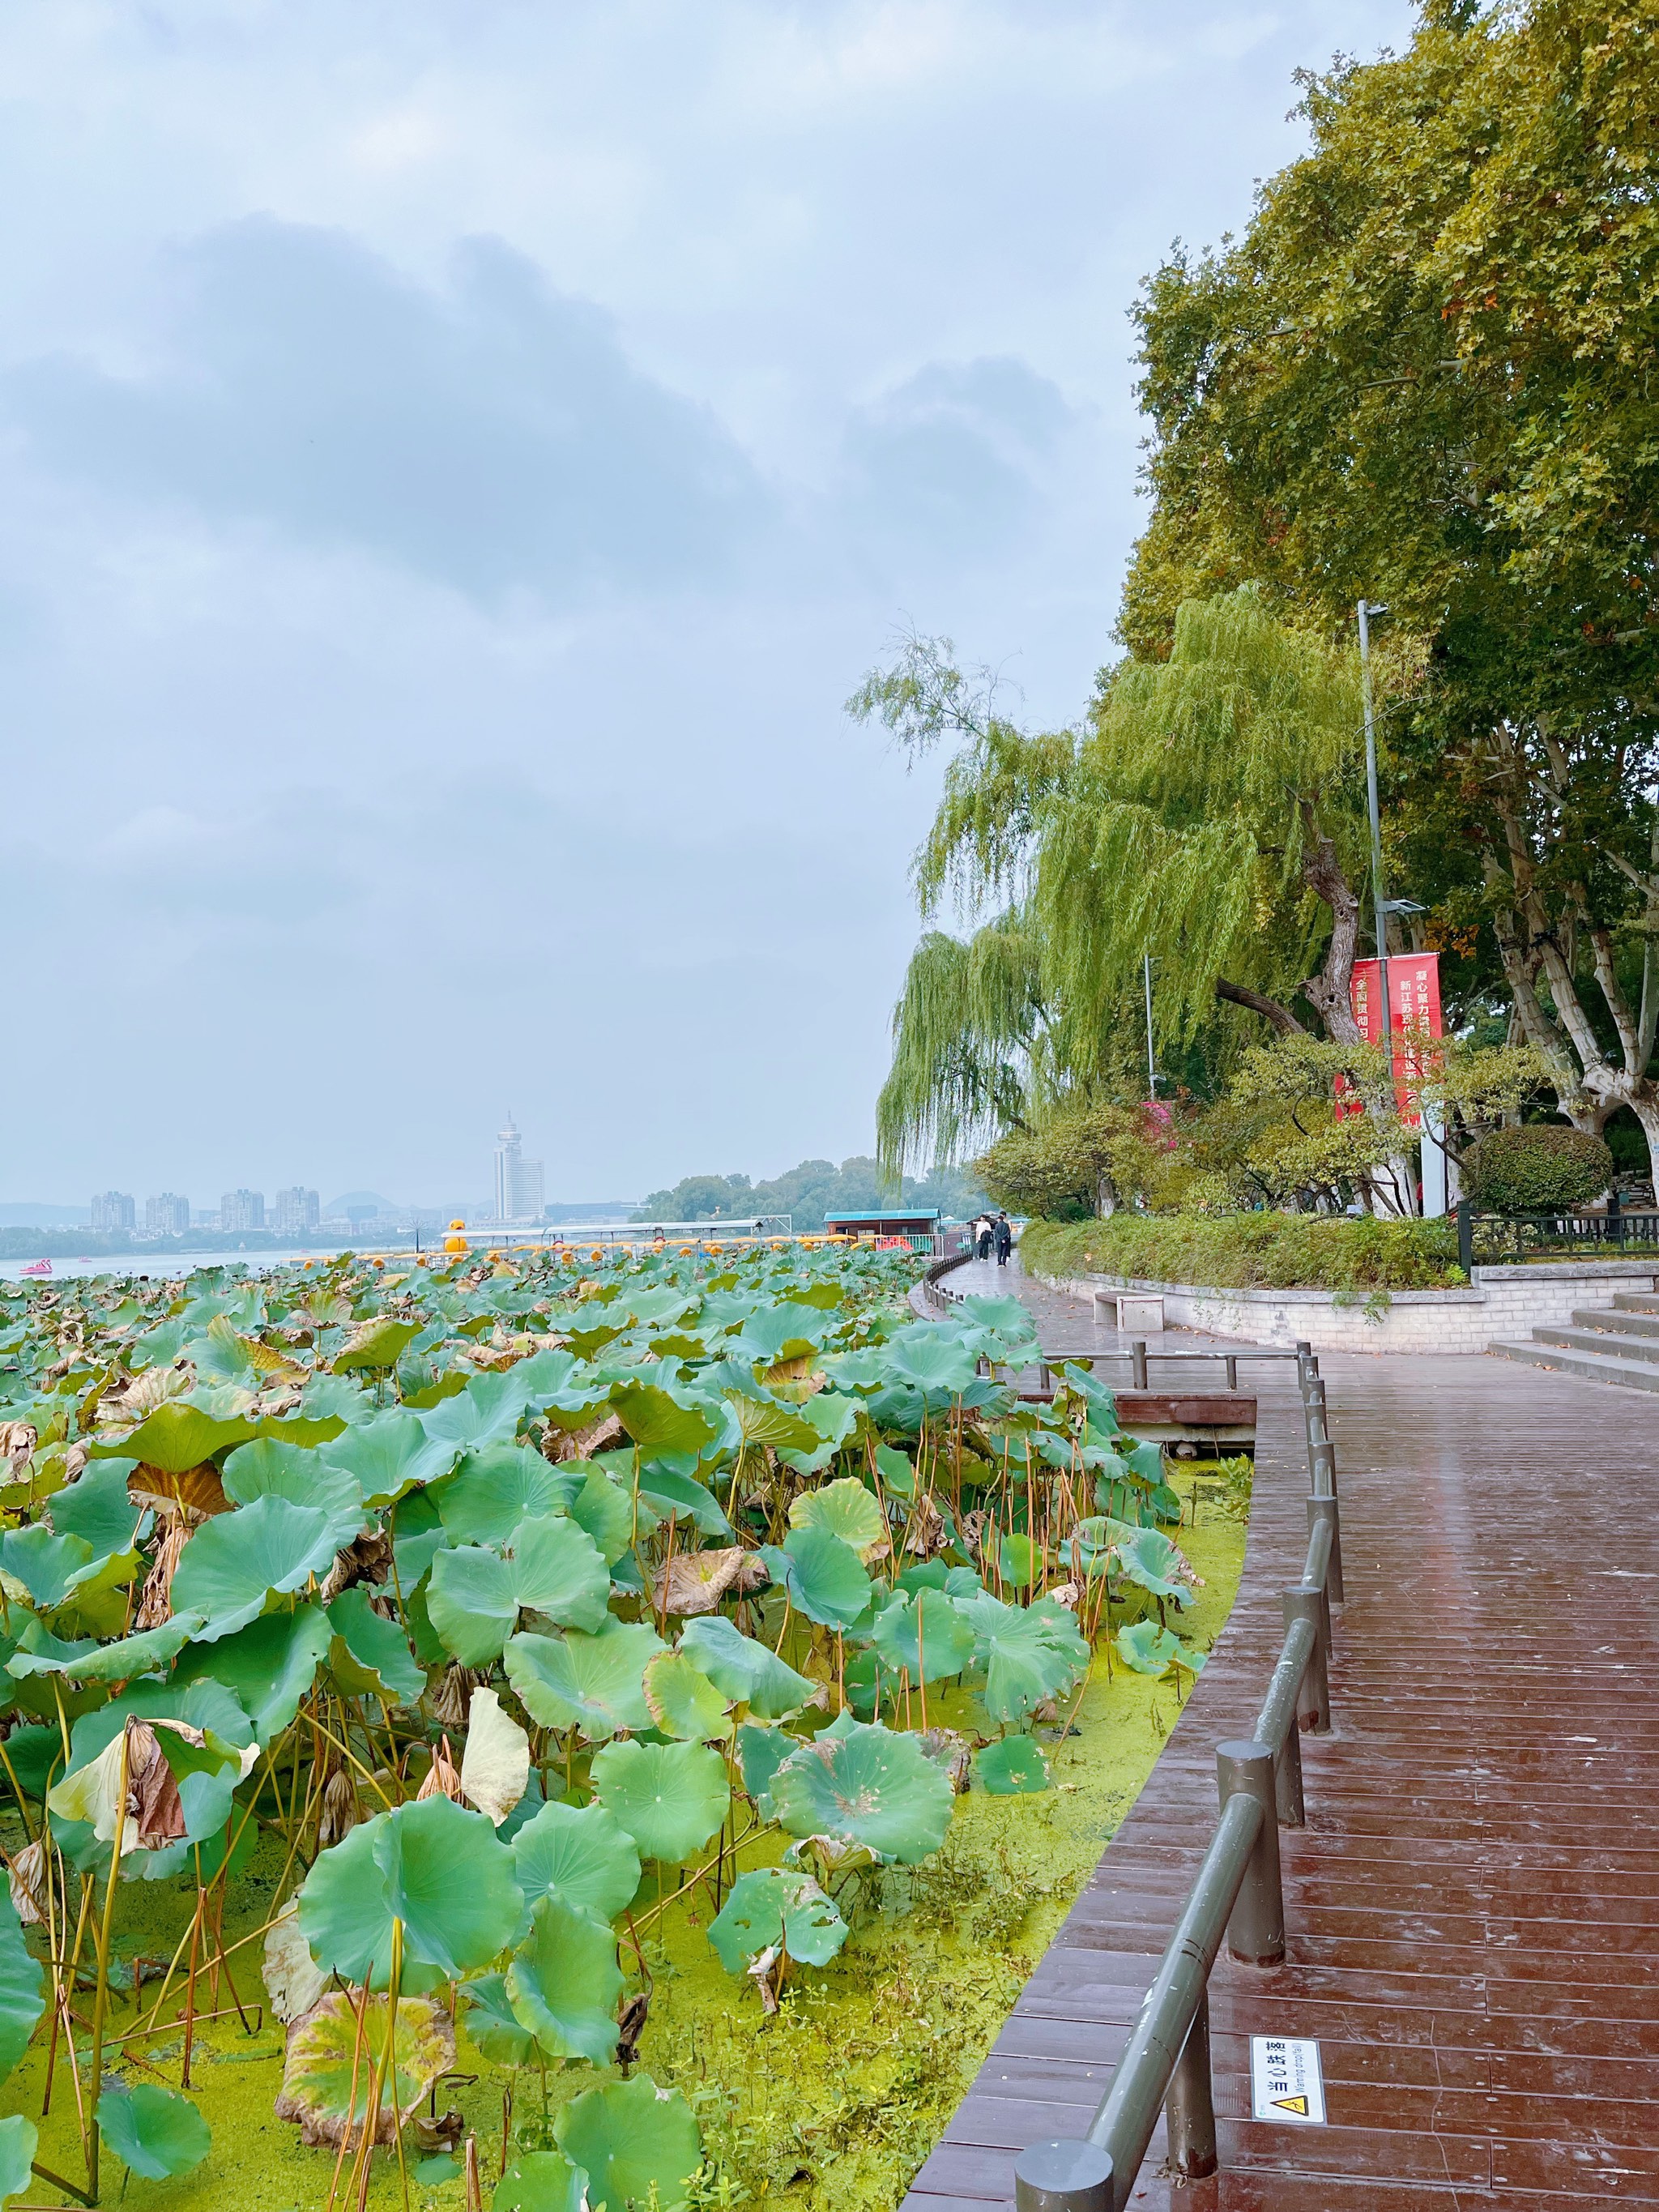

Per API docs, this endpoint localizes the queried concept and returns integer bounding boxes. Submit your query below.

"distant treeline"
[0,1228,371,1264]
[632,1155,984,1232]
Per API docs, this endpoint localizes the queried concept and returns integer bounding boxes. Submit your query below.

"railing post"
[1282,1586,1331,1733]
[1307,1492,1344,1604]
[1456,1195,1473,1274]
[1274,1710,1306,1826]
[1225,1354,1238,1391]
[1309,1436,1337,1495]
[1163,1988,1218,2181]
[1013,2140,1114,2212]
[1131,1339,1149,1390]
[1217,1741,1284,1964]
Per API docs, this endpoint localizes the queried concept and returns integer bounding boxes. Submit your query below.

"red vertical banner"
[1348,952,1443,1125]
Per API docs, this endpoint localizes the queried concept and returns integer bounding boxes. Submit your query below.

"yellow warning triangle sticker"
[1271,2095,1309,2116]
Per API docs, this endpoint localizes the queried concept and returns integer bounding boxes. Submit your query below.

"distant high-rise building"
[145,1193,190,1235]
[220,1189,266,1232]
[493,1114,545,1223]
[274,1187,320,1235]
[90,1191,136,1232]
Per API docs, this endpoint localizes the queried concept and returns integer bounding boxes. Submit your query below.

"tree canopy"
[1125,0,1659,1164]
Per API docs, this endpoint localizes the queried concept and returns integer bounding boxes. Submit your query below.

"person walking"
[975,1213,993,1261]
[994,1212,1013,1266]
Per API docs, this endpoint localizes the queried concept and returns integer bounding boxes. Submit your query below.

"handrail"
[1014,1347,1341,2212]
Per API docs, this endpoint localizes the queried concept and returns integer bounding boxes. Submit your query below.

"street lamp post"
[1357,600,1391,1052]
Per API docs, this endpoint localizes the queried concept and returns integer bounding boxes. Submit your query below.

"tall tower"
[493,1114,522,1223]
[493,1113,545,1223]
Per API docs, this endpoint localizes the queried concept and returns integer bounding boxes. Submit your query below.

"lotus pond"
[0,1240,1245,2212]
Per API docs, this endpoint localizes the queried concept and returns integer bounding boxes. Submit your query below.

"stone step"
[1572,1304,1659,1338]
[1488,1339,1659,1392]
[1536,1322,1659,1364]
[1612,1292,1659,1313]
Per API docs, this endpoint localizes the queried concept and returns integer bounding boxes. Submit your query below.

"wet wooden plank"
[901,1264,1659,2210]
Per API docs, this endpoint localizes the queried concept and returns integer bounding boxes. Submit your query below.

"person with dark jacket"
[995,1213,1013,1264]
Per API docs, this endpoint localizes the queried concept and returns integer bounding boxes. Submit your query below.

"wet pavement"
[904,1268,1659,2210]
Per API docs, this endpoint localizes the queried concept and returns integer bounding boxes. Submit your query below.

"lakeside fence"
[1011,1345,1340,2212]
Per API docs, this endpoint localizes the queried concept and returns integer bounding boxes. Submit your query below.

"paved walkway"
[904,1270,1659,2210]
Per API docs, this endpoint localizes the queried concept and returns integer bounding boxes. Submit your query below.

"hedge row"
[1018,1211,1466,1292]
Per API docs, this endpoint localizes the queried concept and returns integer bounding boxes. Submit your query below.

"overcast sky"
[1,0,1413,1209]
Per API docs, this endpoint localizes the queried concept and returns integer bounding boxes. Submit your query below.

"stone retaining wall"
[1034,1258,1659,1352]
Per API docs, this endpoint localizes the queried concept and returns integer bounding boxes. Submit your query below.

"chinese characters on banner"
[1348,952,1444,1127]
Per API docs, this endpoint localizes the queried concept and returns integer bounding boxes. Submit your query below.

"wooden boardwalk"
[903,1304,1659,2210]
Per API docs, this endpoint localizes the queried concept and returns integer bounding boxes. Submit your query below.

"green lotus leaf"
[555,2074,702,2212]
[92,1403,258,1475]
[47,1458,147,1563]
[735,1723,795,1817]
[58,1681,253,1856]
[433,1445,581,1547]
[953,1294,1033,1337]
[766,1526,871,1630]
[642,1651,730,1740]
[275,1990,454,2146]
[417,1370,536,1457]
[0,1525,95,1610]
[997,1532,1043,1590]
[504,1619,663,1743]
[788,1475,885,1556]
[326,1586,425,1705]
[707,1867,847,1974]
[718,1392,821,1458]
[634,1462,730,1538]
[1115,1621,1205,1679]
[565,1469,635,1564]
[954,1591,1089,1726]
[1113,1439,1165,1488]
[872,1443,916,1497]
[729,1303,830,1364]
[0,2114,36,2206]
[505,1894,622,2064]
[95,2082,211,2180]
[771,1720,953,1864]
[876,1328,980,1398]
[870,1587,976,1685]
[609,1381,719,1458]
[463,1972,537,2066]
[510,1800,641,1924]
[429,1514,611,1666]
[975,1736,1051,1795]
[317,1410,452,1505]
[493,2150,590,2212]
[220,1438,365,1550]
[170,1496,340,1642]
[1110,1526,1188,1604]
[332,1318,422,1373]
[0,1890,43,2082]
[774,1390,859,1475]
[299,1796,524,1992]
[6,1612,207,1685]
[591,1738,729,1864]
[677,1616,816,1721]
[173,1604,332,1744]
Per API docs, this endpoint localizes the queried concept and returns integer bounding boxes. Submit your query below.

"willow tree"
[853,589,1374,1173]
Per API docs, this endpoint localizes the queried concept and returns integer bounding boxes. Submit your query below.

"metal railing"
[1456,1193,1659,1269]
[1031,1343,1300,1392]
[1014,1344,1341,2212]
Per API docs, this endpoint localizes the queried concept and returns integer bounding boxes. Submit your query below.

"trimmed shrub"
[1462,1126,1612,1214]
[1019,1211,1464,1292]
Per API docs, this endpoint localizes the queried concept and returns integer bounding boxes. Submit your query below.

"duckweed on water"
[0,1241,1243,2211]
